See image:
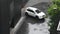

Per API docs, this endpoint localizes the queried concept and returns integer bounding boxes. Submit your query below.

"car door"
[27,9,35,17]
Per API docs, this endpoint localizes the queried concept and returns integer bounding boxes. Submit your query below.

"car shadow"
[26,15,45,24]
[16,15,45,34]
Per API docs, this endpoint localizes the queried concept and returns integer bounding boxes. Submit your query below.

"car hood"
[36,12,45,16]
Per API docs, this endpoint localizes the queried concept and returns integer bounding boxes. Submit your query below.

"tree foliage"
[47,0,60,34]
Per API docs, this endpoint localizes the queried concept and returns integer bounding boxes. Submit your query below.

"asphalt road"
[15,2,50,34]
[10,0,60,34]
[24,0,51,7]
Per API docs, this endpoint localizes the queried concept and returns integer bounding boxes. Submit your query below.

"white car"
[25,7,46,19]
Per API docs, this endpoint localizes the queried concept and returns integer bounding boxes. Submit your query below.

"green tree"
[48,0,60,34]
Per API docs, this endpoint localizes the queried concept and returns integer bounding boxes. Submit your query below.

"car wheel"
[41,18,45,20]
[36,16,39,19]
[25,12,28,16]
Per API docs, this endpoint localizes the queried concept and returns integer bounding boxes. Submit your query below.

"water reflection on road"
[16,16,50,34]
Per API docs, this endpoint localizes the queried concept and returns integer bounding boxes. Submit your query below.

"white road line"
[10,17,26,34]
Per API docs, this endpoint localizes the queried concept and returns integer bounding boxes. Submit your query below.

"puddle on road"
[16,17,50,34]
[27,18,50,34]
[28,23,50,34]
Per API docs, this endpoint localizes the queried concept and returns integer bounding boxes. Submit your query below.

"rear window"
[27,9,34,13]
[27,9,32,11]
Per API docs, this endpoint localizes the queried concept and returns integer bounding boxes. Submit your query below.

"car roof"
[26,7,37,11]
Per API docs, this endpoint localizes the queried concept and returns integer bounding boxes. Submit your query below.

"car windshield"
[36,10,41,13]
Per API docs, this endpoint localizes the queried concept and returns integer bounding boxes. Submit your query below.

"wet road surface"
[16,15,50,34]
[16,2,50,34]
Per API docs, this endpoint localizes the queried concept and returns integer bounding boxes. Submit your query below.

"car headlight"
[43,15,45,17]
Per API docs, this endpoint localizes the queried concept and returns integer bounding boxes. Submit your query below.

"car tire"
[41,18,45,20]
[36,16,39,19]
[25,12,28,16]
